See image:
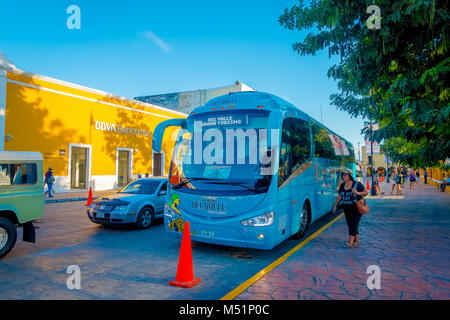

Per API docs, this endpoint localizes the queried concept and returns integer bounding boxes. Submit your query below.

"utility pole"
[357,142,361,162]
[368,87,377,196]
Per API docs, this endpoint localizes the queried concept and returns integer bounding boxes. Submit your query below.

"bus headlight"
[241,211,274,227]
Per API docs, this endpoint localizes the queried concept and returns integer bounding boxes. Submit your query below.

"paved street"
[0,180,448,300]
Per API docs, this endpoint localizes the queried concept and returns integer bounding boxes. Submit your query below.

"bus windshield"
[169,110,273,195]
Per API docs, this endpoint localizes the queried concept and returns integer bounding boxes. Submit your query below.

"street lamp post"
[370,120,377,196]
[357,142,361,162]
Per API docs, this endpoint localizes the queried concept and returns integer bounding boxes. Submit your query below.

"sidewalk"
[235,181,450,300]
[44,189,116,204]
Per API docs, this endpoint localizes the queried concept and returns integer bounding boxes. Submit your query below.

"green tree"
[280,0,449,168]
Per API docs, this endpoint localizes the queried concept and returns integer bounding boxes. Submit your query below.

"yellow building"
[361,146,405,176]
[0,55,185,193]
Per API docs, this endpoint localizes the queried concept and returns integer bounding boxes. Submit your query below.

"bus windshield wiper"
[172,177,215,189]
[207,181,258,192]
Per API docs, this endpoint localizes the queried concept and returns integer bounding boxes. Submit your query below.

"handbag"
[356,198,370,214]
[353,181,370,214]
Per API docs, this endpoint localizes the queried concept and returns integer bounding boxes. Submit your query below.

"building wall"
[361,146,403,175]
[3,67,184,192]
[135,81,254,114]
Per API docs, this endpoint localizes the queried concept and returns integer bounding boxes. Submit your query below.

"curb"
[45,197,101,204]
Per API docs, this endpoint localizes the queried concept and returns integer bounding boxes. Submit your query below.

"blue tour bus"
[153,91,356,249]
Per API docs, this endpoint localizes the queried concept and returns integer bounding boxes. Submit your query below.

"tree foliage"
[280,0,449,168]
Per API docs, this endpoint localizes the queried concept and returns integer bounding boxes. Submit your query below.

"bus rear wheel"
[294,202,310,239]
[0,217,17,259]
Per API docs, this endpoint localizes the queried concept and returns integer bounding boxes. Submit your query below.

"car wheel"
[294,201,310,239]
[0,217,17,259]
[136,206,154,229]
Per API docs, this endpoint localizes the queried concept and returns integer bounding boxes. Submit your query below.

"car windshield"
[119,180,161,194]
[168,110,273,195]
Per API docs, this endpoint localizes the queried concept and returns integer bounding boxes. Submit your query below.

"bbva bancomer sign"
[94,121,150,137]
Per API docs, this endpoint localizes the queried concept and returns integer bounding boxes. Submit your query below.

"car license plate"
[96,212,105,219]
[201,230,215,239]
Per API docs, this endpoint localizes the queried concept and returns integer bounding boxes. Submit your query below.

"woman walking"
[333,169,368,247]
[393,170,403,194]
[391,170,397,194]
[373,173,383,195]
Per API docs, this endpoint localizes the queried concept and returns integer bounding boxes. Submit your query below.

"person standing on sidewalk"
[415,169,421,185]
[391,170,396,194]
[409,169,416,190]
[392,170,402,194]
[44,167,55,198]
[424,169,428,184]
[374,173,382,195]
[333,169,368,247]
[401,168,408,187]
[396,171,403,194]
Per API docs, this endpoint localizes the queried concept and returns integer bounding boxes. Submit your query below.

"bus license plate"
[201,231,215,239]
[96,212,105,219]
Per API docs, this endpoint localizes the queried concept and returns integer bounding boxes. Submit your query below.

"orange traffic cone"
[85,187,93,206]
[169,221,201,288]
[366,180,370,190]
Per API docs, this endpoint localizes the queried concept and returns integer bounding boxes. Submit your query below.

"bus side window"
[311,122,337,160]
[278,118,311,186]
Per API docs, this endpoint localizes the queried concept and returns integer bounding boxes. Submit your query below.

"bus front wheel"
[0,217,17,259]
[295,202,310,239]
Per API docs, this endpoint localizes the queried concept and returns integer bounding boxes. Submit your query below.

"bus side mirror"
[153,118,187,153]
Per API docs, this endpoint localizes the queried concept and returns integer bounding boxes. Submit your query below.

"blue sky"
[0,0,366,157]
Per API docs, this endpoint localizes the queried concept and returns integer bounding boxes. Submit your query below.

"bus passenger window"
[311,122,337,160]
[278,118,311,186]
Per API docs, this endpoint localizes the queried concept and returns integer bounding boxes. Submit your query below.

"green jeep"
[0,151,44,258]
